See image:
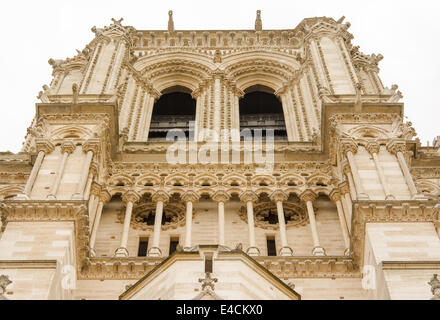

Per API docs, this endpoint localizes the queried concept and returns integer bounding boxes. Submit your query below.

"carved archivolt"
[346,125,390,140]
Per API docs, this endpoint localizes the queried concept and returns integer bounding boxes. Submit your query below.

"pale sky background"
[0,0,439,152]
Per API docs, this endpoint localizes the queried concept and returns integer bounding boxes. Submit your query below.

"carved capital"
[339,181,350,195]
[342,162,351,175]
[365,141,380,155]
[99,190,111,203]
[269,190,288,203]
[300,190,318,203]
[181,191,200,203]
[122,190,140,204]
[152,190,169,203]
[340,138,358,155]
[239,190,259,203]
[35,138,55,154]
[61,140,76,154]
[89,162,99,177]
[90,182,102,197]
[386,139,406,155]
[82,139,100,154]
[329,189,342,202]
[212,190,230,203]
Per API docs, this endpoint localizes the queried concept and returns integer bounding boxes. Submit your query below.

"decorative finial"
[72,83,79,105]
[111,18,124,25]
[428,274,440,300]
[255,10,262,31]
[198,273,218,291]
[168,10,174,32]
[0,275,12,299]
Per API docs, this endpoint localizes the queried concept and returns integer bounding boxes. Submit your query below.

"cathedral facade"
[0,12,439,300]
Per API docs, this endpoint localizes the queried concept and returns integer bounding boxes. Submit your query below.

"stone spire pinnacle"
[168,10,174,32]
[255,10,262,31]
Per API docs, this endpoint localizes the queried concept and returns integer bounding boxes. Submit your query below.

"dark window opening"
[142,211,172,226]
[263,209,279,225]
[239,88,288,141]
[169,237,179,255]
[267,236,277,256]
[204,252,213,273]
[138,238,149,257]
[148,87,196,142]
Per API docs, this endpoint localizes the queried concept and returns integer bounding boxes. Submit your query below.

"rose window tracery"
[117,201,185,231]
[239,199,310,229]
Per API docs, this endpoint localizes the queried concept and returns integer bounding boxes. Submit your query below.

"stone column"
[72,139,99,200]
[366,141,394,200]
[270,190,293,256]
[148,190,170,257]
[330,189,351,256]
[83,162,98,201]
[239,190,260,256]
[339,181,353,232]
[212,190,230,247]
[18,139,54,199]
[47,141,75,200]
[115,191,140,257]
[181,191,200,250]
[386,139,423,199]
[89,190,111,257]
[88,183,102,227]
[300,190,326,256]
[341,139,369,200]
[343,164,358,201]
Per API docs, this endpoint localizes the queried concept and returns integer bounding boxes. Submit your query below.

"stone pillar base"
[279,246,293,257]
[147,247,162,257]
[71,193,83,200]
[312,246,326,256]
[114,247,129,257]
[47,194,57,200]
[344,248,352,257]
[385,194,396,200]
[15,194,29,200]
[246,246,260,256]
[90,248,96,258]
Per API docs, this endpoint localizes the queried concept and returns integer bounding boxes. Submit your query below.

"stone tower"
[0,12,439,300]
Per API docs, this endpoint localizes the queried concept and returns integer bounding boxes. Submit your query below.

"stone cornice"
[351,200,439,269]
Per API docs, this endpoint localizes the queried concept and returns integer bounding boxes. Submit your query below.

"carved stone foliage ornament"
[428,274,440,300]
[0,275,12,299]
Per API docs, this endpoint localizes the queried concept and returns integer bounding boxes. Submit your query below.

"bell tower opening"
[239,85,288,141]
[148,86,196,142]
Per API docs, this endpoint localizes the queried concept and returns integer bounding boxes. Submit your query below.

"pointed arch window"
[148,86,196,142]
[239,85,288,141]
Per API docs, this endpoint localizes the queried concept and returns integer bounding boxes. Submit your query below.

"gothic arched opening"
[148,86,196,142]
[239,85,288,141]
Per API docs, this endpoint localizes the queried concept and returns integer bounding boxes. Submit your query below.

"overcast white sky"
[0,0,439,152]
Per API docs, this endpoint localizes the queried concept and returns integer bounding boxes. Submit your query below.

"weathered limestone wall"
[73,279,132,300]
[0,221,75,299]
[364,222,440,300]
[291,278,367,300]
[29,145,87,200]
[0,268,56,300]
[354,145,411,200]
